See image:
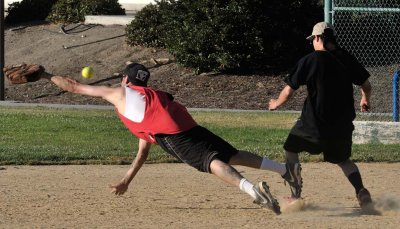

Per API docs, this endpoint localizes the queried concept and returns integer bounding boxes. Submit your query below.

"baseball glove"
[3,63,45,84]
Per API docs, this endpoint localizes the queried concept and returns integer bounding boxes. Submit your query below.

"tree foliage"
[126,0,323,73]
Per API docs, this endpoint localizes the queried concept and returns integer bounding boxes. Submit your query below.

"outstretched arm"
[268,85,295,110]
[110,139,151,195]
[360,79,372,112]
[41,73,125,109]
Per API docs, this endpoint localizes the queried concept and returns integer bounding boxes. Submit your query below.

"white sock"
[260,157,286,176]
[239,178,257,200]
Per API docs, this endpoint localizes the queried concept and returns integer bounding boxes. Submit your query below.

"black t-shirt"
[285,49,370,139]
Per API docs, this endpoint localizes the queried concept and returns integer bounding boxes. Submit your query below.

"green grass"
[0,107,399,165]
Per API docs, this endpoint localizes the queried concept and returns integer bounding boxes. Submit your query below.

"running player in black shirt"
[268,22,373,210]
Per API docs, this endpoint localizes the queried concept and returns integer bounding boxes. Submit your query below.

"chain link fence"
[329,0,400,121]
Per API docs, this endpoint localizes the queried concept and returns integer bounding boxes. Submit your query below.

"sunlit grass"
[0,106,399,165]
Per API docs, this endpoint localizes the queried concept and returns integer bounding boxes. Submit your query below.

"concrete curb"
[84,15,135,26]
[353,121,400,144]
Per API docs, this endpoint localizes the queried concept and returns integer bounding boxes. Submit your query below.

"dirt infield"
[1,163,399,228]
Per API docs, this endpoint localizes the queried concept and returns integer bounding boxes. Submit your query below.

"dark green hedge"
[47,0,125,23]
[126,4,164,47]
[126,0,323,73]
[5,0,57,24]
[5,0,125,24]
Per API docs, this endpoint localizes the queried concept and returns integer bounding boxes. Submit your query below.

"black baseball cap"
[122,63,150,86]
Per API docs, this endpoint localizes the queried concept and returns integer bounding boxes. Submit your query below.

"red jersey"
[117,85,197,143]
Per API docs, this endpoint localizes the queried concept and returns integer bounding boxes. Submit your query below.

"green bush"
[5,0,57,24]
[126,4,165,47]
[163,0,267,73]
[47,0,125,24]
[5,0,126,24]
[126,0,322,73]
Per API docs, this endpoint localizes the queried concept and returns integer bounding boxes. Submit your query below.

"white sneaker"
[253,181,281,215]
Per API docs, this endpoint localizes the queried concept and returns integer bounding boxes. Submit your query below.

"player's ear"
[121,75,129,86]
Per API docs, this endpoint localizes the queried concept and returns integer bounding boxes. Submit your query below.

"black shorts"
[283,134,352,164]
[155,126,238,173]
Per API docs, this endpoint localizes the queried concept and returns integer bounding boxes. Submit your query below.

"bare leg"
[210,159,282,214]
[229,150,286,175]
[210,159,244,187]
[228,150,263,168]
[210,159,257,199]
[338,159,365,194]
[337,159,373,208]
[337,159,359,176]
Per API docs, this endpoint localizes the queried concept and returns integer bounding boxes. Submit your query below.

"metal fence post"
[0,0,4,100]
[324,0,333,23]
[393,70,399,122]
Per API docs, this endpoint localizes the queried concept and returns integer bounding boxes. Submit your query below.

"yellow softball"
[81,66,94,79]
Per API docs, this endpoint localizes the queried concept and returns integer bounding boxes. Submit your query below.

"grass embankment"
[1,107,399,165]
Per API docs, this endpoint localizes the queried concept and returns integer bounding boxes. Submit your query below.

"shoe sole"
[257,182,281,215]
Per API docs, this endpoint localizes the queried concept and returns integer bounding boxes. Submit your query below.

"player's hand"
[110,181,129,195]
[50,76,79,92]
[268,99,279,111]
[360,100,370,112]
